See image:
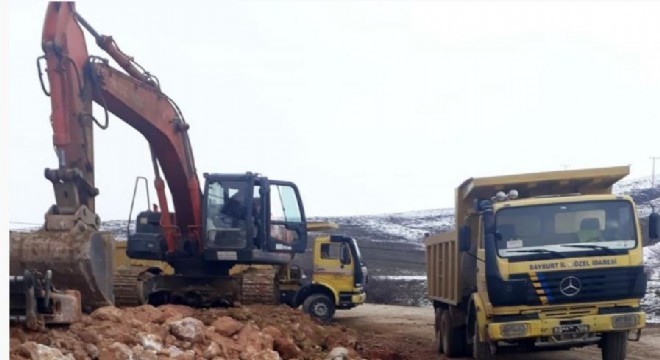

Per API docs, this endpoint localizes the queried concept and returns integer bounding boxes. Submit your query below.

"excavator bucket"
[10,229,116,312]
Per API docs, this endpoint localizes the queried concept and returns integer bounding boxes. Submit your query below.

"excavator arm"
[11,2,204,315]
[40,2,203,253]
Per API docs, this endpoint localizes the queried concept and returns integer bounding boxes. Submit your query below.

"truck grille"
[534,266,645,305]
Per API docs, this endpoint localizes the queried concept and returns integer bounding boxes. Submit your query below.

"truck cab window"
[320,243,341,259]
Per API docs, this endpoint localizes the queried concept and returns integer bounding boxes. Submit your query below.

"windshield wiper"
[559,244,618,254]
[506,249,566,258]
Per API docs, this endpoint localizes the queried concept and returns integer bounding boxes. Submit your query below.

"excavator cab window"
[205,180,251,250]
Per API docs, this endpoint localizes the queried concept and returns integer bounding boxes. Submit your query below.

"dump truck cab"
[426,166,659,360]
[281,234,368,321]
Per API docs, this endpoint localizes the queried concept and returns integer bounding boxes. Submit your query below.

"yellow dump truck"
[280,234,367,321]
[425,166,659,360]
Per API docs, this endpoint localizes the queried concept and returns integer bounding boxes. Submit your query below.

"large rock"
[172,349,196,360]
[169,317,207,343]
[98,342,134,360]
[91,306,124,322]
[213,316,244,337]
[239,349,281,360]
[326,347,349,360]
[262,326,301,360]
[130,345,158,360]
[158,304,195,323]
[237,323,273,352]
[136,332,163,352]
[84,344,99,359]
[131,305,163,323]
[203,342,222,359]
[19,342,75,360]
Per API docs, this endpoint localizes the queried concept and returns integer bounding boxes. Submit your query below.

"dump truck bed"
[425,231,460,304]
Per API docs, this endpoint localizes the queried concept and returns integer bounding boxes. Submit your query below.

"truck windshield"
[495,200,637,258]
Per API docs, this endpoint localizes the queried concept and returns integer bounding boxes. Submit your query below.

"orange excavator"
[10,1,310,326]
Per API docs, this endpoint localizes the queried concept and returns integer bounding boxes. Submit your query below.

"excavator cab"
[202,172,308,258]
[126,172,308,264]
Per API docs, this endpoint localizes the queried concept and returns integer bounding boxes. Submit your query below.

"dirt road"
[335,304,660,360]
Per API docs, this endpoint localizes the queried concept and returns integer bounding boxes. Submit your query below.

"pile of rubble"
[10,304,364,360]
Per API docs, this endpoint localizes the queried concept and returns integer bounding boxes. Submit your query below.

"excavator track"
[239,267,280,305]
[112,265,150,307]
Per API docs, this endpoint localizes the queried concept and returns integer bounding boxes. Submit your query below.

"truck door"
[313,241,355,293]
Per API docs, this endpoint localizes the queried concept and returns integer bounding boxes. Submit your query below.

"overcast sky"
[7,1,660,226]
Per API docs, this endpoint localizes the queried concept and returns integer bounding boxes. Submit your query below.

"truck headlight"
[612,314,639,329]
[500,323,529,338]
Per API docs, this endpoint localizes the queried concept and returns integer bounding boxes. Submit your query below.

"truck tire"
[601,331,627,360]
[434,308,445,353]
[441,311,466,357]
[472,320,495,360]
[303,294,335,322]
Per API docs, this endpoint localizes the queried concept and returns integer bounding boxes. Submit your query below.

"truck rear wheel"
[434,308,444,353]
[472,320,495,360]
[303,294,335,322]
[601,331,627,360]
[441,311,466,357]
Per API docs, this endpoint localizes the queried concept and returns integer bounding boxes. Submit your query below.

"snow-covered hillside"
[310,175,660,249]
[643,242,660,323]
[312,208,454,249]
[613,175,660,217]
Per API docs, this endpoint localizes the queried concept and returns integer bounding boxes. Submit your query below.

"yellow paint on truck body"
[311,235,366,306]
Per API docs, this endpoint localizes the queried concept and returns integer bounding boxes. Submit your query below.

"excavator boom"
[11,2,204,314]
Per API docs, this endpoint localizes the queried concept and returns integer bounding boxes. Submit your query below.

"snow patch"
[372,275,427,281]
[643,242,660,323]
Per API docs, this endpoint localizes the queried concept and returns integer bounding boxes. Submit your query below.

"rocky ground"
[9,304,368,360]
[10,303,660,360]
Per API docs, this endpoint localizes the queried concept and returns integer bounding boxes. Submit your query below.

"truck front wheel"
[303,294,335,322]
[601,331,627,360]
[472,320,495,360]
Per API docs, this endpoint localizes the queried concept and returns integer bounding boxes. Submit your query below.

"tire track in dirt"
[335,304,660,360]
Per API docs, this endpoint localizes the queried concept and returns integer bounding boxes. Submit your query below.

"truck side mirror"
[650,213,660,240]
[459,225,471,252]
[340,244,351,265]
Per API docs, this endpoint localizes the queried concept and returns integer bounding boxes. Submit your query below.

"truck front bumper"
[351,292,366,304]
[487,312,646,342]
[338,290,366,309]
